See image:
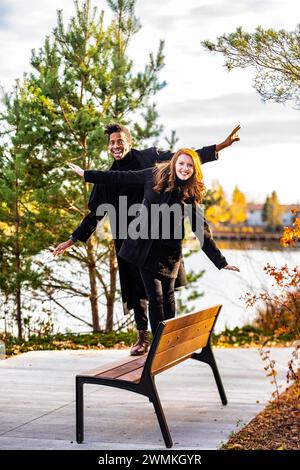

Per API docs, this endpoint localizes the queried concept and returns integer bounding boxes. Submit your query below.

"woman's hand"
[223,265,240,272]
[68,163,84,177]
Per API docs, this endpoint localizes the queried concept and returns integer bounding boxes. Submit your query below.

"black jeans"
[140,268,176,335]
[118,252,148,331]
[132,298,148,331]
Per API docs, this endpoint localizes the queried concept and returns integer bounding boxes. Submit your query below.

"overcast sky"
[0,0,299,203]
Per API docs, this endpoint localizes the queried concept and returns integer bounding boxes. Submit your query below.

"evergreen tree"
[262,191,283,230]
[0,0,166,334]
[262,196,270,225]
[0,84,58,338]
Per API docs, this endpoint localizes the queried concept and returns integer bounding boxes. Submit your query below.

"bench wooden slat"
[151,332,210,374]
[162,305,221,334]
[116,367,145,383]
[157,317,215,353]
[78,355,147,378]
[96,356,147,382]
[151,354,193,376]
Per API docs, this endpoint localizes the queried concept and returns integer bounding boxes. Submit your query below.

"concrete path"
[0,348,293,450]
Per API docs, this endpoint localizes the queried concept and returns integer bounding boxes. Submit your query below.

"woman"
[69,148,240,335]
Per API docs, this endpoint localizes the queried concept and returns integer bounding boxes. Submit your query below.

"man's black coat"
[72,145,219,313]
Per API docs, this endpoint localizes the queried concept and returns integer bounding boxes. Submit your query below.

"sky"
[0,0,299,204]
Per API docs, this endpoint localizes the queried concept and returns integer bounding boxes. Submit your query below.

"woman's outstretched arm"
[68,163,153,186]
[187,203,240,271]
[202,220,240,271]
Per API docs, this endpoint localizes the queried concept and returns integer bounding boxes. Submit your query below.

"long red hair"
[153,148,206,205]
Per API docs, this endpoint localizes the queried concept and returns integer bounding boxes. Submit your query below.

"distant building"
[246,204,264,226]
[246,204,298,227]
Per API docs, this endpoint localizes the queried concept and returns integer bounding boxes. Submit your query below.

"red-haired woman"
[69,149,239,335]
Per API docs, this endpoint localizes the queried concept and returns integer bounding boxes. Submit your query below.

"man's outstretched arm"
[155,124,241,164]
[214,124,241,153]
[196,124,241,161]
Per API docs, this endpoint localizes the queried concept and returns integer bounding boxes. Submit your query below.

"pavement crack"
[0,400,75,437]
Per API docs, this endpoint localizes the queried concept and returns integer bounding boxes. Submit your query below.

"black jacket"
[84,167,228,271]
[72,145,220,311]
[72,145,218,242]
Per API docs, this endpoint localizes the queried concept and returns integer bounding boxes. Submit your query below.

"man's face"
[108,132,131,160]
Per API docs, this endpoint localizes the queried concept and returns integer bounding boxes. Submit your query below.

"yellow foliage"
[230,186,247,224]
[205,182,230,225]
[280,214,300,247]
[0,221,14,236]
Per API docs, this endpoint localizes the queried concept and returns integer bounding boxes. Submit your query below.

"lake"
[1,241,299,335]
[180,240,300,333]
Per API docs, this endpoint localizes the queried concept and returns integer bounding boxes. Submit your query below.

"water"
[180,241,300,333]
[1,241,299,335]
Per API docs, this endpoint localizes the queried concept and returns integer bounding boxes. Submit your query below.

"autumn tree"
[281,210,300,247]
[245,221,300,385]
[205,181,230,225]
[229,186,247,224]
[203,25,300,106]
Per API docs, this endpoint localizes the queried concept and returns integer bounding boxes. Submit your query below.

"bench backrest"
[145,305,222,376]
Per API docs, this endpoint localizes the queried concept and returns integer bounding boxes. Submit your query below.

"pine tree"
[0,84,58,338]
[262,191,283,230]
[0,0,166,334]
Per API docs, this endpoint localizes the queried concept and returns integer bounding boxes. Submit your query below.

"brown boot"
[130,330,150,356]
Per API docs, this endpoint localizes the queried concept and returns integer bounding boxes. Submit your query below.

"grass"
[0,330,138,357]
[212,325,296,348]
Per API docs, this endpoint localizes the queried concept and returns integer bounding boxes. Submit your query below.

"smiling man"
[108,126,132,160]
[53,123,240,355]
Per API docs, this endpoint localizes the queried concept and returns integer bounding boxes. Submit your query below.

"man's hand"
[53,239,75,257]
[223,265,240,272]
[68,163,84,176]
[216,125,241,152]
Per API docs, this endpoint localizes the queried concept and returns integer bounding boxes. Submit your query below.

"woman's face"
[175,153,194,180]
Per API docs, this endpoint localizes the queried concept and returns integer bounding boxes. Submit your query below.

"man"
[53,123,240,355]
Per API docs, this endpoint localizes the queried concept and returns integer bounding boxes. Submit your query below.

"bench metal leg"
[193,346,228,406]
[76,377,84,443]
[148,381,173,448]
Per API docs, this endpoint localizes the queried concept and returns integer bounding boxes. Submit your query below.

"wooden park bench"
[76,305,227,448]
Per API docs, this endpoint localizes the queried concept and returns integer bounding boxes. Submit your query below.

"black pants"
[117,251,148,331]
[132,298,148,331]
[140,268,176,335]
[127,263,148,331]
